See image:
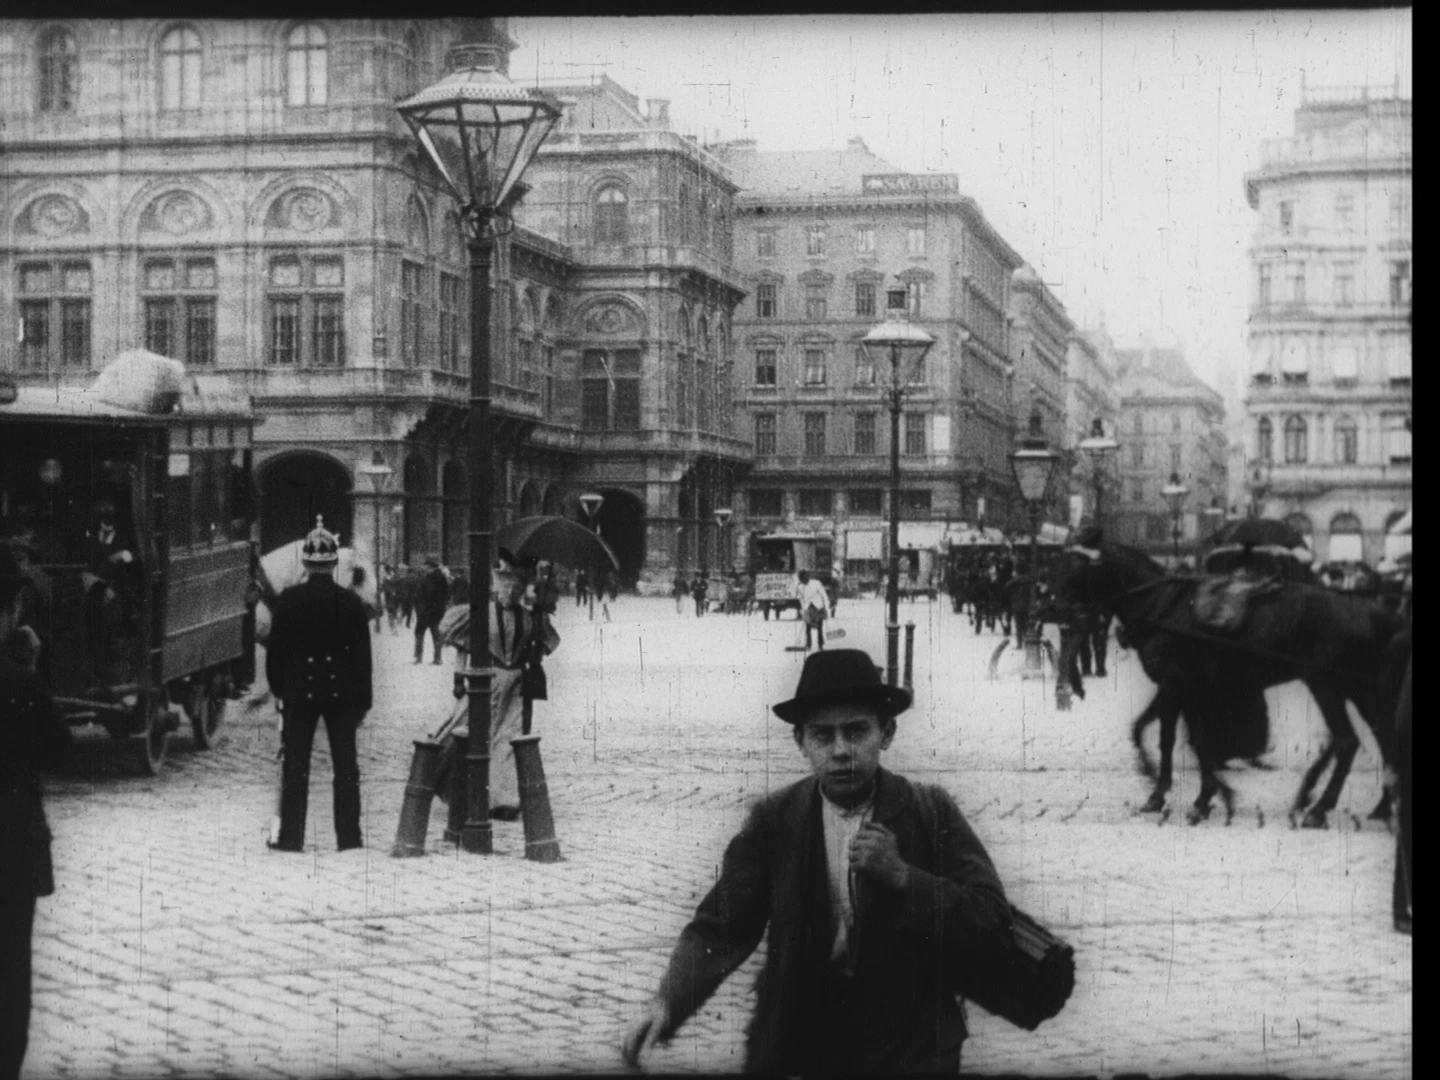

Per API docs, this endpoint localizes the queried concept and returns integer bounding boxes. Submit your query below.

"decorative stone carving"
[155,191,209,235]
[585,304,630,335]
[28,194,87,237]
[286,189,334,232]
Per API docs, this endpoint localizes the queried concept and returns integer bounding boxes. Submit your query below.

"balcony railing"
[1256,127,1411,170]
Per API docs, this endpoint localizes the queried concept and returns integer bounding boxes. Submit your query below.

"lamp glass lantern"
[1010,410,1059,506]
[1162,472,1190,516]
[579,492,604,524]
[396,49,561,221]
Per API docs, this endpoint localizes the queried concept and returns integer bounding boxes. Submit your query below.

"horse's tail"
[1132,699,1161,780]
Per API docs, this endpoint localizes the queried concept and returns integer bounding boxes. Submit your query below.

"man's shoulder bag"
[914,783,1076,1031]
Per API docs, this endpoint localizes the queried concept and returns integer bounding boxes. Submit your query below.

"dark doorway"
[589,488,646,587]
[259,453,352,554]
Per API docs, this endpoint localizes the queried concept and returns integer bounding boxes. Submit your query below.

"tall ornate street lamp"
[358,450,393,626]
[713,506,733,574]
[860,288,935,687]
[1162,471,1190,567]
[1076,417,1118,529]
[1010,409,1059,676]
[397,23,560,856]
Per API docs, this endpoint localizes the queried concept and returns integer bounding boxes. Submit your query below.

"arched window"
[1256,416,1274,463]
[1283,415,1308,464]
[160,26,202,111]
[38,26,77,113]
[286,23,328,107]
[1333,415,1358,465]
[594,186,628,245]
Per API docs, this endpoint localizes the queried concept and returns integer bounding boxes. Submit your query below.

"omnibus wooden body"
[1,374,256,774]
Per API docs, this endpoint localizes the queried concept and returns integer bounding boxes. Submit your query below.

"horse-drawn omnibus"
[748,530,835,620]
[1,351,256,774]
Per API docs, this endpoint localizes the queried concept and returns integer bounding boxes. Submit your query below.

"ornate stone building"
[2,18,747,589]
[717,137,1038,584]
[1242,82,1411,564]
[1063,326,1120,528]
[1008,263,1076,530]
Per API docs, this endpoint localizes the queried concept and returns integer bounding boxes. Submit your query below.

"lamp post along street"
[359,451,393,630]
[397,23,560,856]
[1162,472,1190,568]
[714,506,732,576]
[1077,418,1118,531]
[580,492,604,620]
[1009,410,1059,680]
[860,289,934,687]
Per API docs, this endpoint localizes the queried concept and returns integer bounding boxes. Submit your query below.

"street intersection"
[28,597,1410,1078]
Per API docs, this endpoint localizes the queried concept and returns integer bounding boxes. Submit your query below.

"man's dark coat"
[264,574,373,713]
[0,657,71,900]
[654,767,1010,1074]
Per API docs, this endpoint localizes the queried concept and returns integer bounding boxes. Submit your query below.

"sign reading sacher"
[861,173,960,194]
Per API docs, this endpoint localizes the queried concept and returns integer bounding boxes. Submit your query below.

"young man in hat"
[622,649,1011,1075]
[264,520,373,852]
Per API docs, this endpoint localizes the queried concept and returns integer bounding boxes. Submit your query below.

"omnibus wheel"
[184,676,226,750]
[135,698,175,776]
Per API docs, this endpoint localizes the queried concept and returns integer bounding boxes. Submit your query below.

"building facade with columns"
[1241,82,1411,565]
[717,137,1040,587]
[1008,264,1076,530]
[2,18,747,590]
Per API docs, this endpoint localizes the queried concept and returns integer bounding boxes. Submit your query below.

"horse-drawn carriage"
[1,351,257,774]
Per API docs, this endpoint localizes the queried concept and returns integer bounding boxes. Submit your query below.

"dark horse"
[1050,540,1404,827]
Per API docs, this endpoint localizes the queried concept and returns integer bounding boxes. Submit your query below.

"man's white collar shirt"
[820,790,873,971]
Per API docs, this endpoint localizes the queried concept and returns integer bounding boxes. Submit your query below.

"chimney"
[647,99,671,128]
[847,136,869,153]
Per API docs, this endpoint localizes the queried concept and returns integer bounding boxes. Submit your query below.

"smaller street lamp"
[860,287,935,687]
[1162,471,1190,566]
[1076,417,1118,529]
[358,450,394,625]
[713,506,733,575]
[579,492,604,621]
[1009,409,1059,678]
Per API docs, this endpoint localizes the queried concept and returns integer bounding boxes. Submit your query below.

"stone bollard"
[390,739,444,858]
[512,734,562,862]
[903,621,916,692]
[443,729,469,845]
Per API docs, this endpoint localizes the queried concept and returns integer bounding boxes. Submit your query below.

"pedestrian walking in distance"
[690,571,708,617]
[622,648,1011,1074]
[1,544,72,1080]
[672,570,688,615]
[412,556,449,665]
[798,569,830,652]
[264,520,373,853]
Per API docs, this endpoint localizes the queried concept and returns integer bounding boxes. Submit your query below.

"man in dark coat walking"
[623,649,1011,1074]
[265,521,373,853]
[1,544,72,1080]
[413,556,450,665]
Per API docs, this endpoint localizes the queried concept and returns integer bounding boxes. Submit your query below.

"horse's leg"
[1134,688,1176,813]
[1293,741,1336,822]
[1187,763,1217,825]
[1302,691,1364,829]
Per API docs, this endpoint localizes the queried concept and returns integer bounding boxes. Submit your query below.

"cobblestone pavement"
[28,597,1410,1078]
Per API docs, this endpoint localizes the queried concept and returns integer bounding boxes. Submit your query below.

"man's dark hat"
[1072,525,1103,549]
[772,649,912,724]
[495,547,537,571]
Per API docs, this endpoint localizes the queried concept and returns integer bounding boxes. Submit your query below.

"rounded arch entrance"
[581,488,646,586]
[258,452,353,554]
[518,481,542,518]
[441,460,467,566]
[403,455,436,564]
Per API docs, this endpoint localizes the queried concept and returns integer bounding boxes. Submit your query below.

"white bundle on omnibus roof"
[90,349,186,415]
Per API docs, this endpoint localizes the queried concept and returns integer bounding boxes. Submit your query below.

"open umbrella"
[1207,517,1307,552]
[495,515,620,573]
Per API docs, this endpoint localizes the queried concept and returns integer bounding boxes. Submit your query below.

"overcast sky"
[511,11,1411,399]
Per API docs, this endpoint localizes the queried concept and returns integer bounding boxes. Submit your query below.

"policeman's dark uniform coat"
[1,654,72,1078]
[413,560,450,664]
[265,530,373,852]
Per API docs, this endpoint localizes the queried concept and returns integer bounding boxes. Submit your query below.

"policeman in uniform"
[265,520,373,852]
